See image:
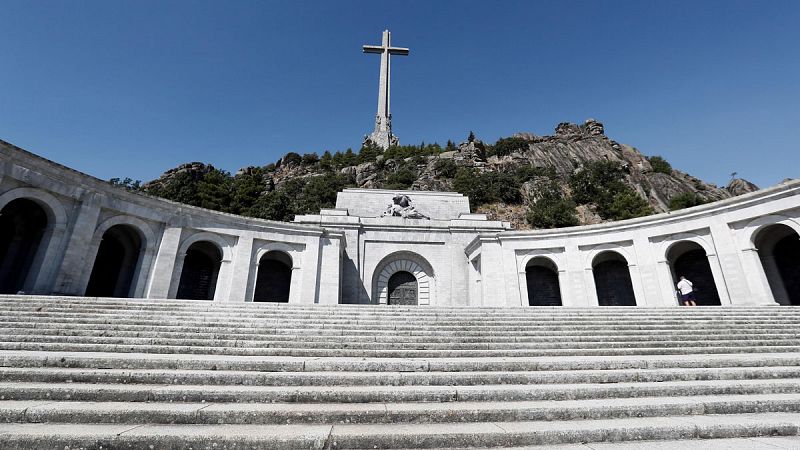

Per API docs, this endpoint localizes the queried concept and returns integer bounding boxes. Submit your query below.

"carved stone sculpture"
[381,194,430,219]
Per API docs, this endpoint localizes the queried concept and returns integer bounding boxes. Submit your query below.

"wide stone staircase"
[0,295,799,449]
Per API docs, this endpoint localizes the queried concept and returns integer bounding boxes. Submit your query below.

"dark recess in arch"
[0,199,48,294]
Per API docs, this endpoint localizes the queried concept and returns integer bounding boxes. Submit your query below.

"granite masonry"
[1,138,799,307]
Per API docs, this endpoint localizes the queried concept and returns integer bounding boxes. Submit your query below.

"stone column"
[709,223,754,305]
[145,226,183,299]
[51,194,102,295]
[479,238,506,307]
[317,235,342,305]
[655,260,679,307]
[706,253,733,305]
[296,236,322,303]
[226,232,254,303]
[740,247,779,305]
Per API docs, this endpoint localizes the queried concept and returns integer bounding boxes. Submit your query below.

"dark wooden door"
[388,271,417,305]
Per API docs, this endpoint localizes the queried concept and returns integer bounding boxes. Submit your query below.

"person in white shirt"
[676,276,696,306]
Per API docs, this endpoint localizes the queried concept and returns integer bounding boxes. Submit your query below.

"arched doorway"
[667,241,721,306]
[253,251,292,302]
[0,199,48,294]
[593,251,636,306]
[388,271,418,305]
[176,241,222,300]
[526,257,562,306]
[755,224,800,305]
[85,225,143,298]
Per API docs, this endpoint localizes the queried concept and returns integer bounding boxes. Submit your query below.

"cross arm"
[388,47,409,56]
[363,45,384,54]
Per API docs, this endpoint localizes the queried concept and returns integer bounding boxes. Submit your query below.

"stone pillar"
[226,232,254,303]
[52,194,102,295]
[145,226,183,299]
[627,263,648,306]
[655,260,679,307]
[709,223,755,305]
[317,235,342,305]
[296,236,322,304]
[740,247,778,305]
[706,253,733,305]
[479,238,506,307]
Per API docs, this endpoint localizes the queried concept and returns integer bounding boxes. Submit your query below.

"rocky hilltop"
[141,120,758,229]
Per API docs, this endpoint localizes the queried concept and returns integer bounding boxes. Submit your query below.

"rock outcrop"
[143,120,760,229]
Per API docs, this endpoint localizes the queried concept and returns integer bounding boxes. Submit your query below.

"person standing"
[677,276,696,306]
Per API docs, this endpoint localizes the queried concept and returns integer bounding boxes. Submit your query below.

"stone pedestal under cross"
[363,30,409,149]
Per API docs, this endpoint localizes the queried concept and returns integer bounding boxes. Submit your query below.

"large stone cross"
[363,30,409,149]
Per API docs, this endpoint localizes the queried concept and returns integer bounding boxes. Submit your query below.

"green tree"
[385,167,417,190]
[282,152,302,166]
[526,198,578,228]
[605,188,654,220]
[669,192,706,210]
[492,137,528,157]
[301,152,319,166]
[453,168,491,208]
[358,143,383,164]
[433,159,458,178]
[648,155,672,175]
[319,151,333,171]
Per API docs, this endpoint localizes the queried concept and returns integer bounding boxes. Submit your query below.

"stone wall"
[0,139,337,303]
[2,138,799,308]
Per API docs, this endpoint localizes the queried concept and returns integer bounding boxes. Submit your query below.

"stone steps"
[4,365,799,386]
[2,394,800,425]
[3,379,800,403]
[1,414,799,449]
[4,327,796,343]
[0,295,799,448]
[4,341,800,358]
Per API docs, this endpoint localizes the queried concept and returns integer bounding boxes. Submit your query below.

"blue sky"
[1,0,798,188]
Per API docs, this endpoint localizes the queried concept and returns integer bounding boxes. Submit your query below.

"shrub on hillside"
[669,192,706,210]
[648,155,672,175]
[524,178,578,229]
[492,137,529,157]
[433,159,458,178]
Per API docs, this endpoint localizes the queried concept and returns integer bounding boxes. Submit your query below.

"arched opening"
[372,252,435,305]
[85,225,143,298]
[667,241,721,306]
[253,251,292,302]
[592,251,636,306]
[755,224,800,305]
[176,241,222,300]
[388,271,418,305]
[0,199,48,294]
[525,257,562,306]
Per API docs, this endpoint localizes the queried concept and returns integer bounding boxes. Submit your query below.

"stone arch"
[170,232,233,301]
[84,216,156,298]
[0,188,69,293]
[591,250,637,306]
[745,215,800,249]
[665,240,721,305]
[373,252,434,306]
[249,242,304,303]
[525,256,562,306]
[753,223,800,305]
[0,199,48,294]
[253,250,293,302]
[176,241,223,300]
[0,188,68,230]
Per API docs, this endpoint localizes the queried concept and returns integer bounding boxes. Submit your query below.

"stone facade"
[1,138,799,307]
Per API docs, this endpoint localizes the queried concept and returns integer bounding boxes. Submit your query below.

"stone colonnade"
[468,185,800,307]
[2,138,800,307]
